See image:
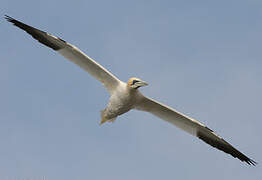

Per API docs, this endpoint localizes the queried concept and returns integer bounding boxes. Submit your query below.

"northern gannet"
[5,15,256,165]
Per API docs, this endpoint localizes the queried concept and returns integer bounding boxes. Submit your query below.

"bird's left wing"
[5,15,122,94]
[135,95,256,165]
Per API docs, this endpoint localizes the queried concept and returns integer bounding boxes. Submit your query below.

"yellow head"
[127,77,148,89]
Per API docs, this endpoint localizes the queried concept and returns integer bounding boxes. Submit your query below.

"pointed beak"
[137,81,148,87]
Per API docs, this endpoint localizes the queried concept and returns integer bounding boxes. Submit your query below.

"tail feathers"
[100,109,116,125]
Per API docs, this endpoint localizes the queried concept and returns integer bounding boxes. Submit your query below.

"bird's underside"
[5,15,257,166]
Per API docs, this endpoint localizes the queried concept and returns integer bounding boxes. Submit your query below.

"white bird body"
[5,15,256,165]
[101,82,135,123]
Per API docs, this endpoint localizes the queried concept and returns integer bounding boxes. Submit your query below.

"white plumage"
[5,15,256,165]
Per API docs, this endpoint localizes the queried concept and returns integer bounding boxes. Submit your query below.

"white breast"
[104,83,137,119]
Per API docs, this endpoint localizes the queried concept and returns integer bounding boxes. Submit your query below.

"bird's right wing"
[5,15,122,94]
[135,96,256,165]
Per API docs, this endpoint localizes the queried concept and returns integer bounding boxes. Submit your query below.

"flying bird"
[5,15,256,165]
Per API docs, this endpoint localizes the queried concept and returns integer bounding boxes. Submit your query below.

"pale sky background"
[1,0,261,179]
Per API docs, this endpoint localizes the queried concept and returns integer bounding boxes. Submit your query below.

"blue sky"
[1,0,261,179]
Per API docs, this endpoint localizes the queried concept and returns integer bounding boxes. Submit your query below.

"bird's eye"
[132,80,139,85]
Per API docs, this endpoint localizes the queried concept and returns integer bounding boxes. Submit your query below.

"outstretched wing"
[136,96,256,165]
[5,15,122,94]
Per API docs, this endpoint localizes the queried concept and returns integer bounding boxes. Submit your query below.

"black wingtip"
[4,15,13,21]
[4,15,14,21]
[4,15,18,25]
[4,15,64,51]
[197,129,257,166]
[247,159,257,166]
